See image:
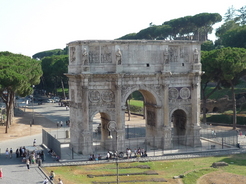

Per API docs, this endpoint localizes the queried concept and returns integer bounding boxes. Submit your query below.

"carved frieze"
[89,46,100,63]
[180,47,189,62]
[101,45,112,63]
[169,46,178,62]
[70,47,76,62]
[88,90,115,103]
[169,87,191,101]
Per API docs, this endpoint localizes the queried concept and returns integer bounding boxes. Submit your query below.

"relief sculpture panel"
[89,46,100,63]
[101,45,112,63]
[70,47,76,62]
[147,110,156,126]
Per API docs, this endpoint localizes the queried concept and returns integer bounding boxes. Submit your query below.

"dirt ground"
[0,107,57,142]
[1,108,246,183]
[197,171,246,184]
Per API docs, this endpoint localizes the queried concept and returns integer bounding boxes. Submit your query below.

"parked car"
[47,99,54,103]
[53,97,60,102]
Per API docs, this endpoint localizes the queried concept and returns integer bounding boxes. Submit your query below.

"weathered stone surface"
[66,40,202,154]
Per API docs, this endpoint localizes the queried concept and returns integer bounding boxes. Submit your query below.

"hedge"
[206,115,246,125]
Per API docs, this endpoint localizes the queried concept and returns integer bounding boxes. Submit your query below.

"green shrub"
[206,114,246,125]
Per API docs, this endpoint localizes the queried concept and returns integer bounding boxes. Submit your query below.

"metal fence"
[42,124,238,160]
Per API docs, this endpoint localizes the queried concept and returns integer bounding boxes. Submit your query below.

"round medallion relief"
[180,87,190,99]
[102,90,114,102]
[169,88,179,100]
[88,90,100,102]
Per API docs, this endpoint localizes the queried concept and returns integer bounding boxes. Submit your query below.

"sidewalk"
[0,134,57,184]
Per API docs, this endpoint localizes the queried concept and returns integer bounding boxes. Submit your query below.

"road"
[32,102,70,124]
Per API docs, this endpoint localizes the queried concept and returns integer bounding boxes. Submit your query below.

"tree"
[224,6,237,22]
[218,48,246,129]
[41,55,68,97]
[201,50,223,123]
[201,40,215,51]
[0,52,42,133]
[220,26,246,48]
[201,48,246,128]
[117,13,222,41]
[236,6,246,25]
[215,5,246,48]
[32,47,68,60]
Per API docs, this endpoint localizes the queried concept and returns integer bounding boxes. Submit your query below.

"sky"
[0,0,245,57]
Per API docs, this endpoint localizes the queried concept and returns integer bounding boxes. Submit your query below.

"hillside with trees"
[117,13,222,41]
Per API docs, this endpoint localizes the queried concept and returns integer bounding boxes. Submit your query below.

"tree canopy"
[32,47,68,60]
[117,13,222,41]
[40,55,69,96]
[0,51,43,133]
[201,47,246,127]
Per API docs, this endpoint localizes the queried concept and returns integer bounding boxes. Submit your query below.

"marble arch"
[66,40,202,154]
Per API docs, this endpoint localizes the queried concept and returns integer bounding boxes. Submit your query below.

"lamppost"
[108,121,119,184]
[32,85,35,125]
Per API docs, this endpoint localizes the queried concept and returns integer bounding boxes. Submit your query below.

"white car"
[53,97,60,102]
[47,99,54,103]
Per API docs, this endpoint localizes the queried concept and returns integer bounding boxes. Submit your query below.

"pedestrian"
[0,168,3,179]
[58,178,63,184]
[60,121,63,127]
[33,139,36,146]
[9,148,13,158]
[57,121,59,127]
[49,170,55,180]
[43,178,48,184]
[5,148,9,158]
[26,159,30,170]
[16,148,20,158]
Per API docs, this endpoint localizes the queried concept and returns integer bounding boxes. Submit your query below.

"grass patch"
[43,154,246,184]
[129,100,143,107]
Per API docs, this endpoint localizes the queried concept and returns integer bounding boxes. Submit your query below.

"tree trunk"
[143,100,145,120]
[202,97,207,124]
[231,84,237,130]
[5,91,14,133]
[61,78,66,99]
[201,81,221,124]
[126,99,131,121]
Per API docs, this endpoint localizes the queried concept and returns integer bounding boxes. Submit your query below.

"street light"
[108,121,119,184]
[32,85,35,125]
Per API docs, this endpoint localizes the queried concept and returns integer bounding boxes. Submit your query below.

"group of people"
[5,148,13,158]
[56,120,70,127]
[48,148,60,161]
[24,149,45,169]
[126,147,147,158]
[105,147,148,160]
[42,171,63,184]
[88,154,102,161]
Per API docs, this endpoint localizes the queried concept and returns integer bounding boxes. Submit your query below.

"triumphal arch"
[66,40,202,154]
